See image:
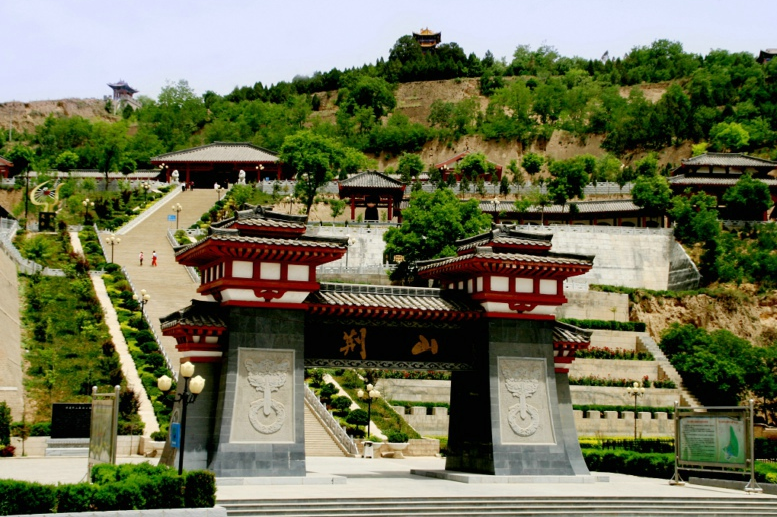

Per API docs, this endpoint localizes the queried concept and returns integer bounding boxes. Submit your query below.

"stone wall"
[667,239,701,291]
[570,386,680,407]
[376,379,451,403]
[556,291,629,322]
[588,330,641,352]
[574,410,674,437]
[568,358,658,380]
[0,248,23,420]
[392,406,449,436]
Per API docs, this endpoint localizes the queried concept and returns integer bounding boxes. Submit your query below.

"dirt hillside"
[630,285,777,346]
[0,99,118,135]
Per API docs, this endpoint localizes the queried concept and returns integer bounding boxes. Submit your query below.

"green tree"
[327,198,346,221]
[669,191,720,244]
[6,144,34,176]
[521,152,544,178]
[384,188,491,267]
[547,157,590,209]
[279,131,367,219]
[660,324,761,406]
[0,402,10,446]
[722,173,772,220]
[397,153,425,183]
[338,76,396,120]
[55,151,80,172]
[457,153,495,186]
[710,121,750,152]
[632,175,672,223]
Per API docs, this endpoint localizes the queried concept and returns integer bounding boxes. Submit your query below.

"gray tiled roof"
[152,142,278,163]
[417,249,593,271]
[554,321,592,344]
[681,153,777,169]
[339,171,405,189]
[669,175,777,186]
[160,300,226,330]
[480,199,641,214]
[457,235,553,252]
[306,283,480,312]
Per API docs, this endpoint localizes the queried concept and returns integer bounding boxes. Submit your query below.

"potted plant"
[385,430,409,458]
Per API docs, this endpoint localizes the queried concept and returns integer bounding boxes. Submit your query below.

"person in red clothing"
[151,251,158,267]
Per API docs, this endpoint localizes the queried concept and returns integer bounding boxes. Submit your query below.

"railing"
[0,218,65,276]
[304,385,359,456]
[121,265,176,377]
[512,223,674,236]
[636,335,699,407]
[166,229,201,283]
[317,263,396,275]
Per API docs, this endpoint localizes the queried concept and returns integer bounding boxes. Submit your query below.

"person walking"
[151,251,158,267]
[139,251,144,266]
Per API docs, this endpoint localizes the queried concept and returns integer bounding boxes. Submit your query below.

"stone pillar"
[446,318,590,476]
[173,360,221,472]
[208,307,306,477]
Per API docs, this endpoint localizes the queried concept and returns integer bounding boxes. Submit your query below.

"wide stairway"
[303,403,349,457]
[219,496,777,516]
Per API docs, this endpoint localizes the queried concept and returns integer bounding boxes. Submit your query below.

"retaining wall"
[568,358,658,380]
[392,406,449,436]
[556,291,629,322]
[574,410,674,437]
[0,247,23,420]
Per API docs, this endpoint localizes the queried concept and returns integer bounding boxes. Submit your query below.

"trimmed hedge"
[559,318,646,332]
[0,462,214,515]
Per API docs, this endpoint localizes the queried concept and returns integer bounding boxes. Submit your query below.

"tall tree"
[279,131,367,219]
[722,173,772,220]
[397,153,425,183]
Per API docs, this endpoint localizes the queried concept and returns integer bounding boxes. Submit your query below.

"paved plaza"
[0,455,773,502]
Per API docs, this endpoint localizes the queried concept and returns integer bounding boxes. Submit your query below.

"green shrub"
[184,470,217,508]
[330,396,352,414]
[559,318,646,332]
[306,368,324,387]
[57,483,97,513]
[319,382,338,402]
[151,430,168,441]
[0,480,57,515]
[386,430,409,443]
[582,449,674,478]
[92,480,143,511]
[135,330,156,344]
[346,409,369,428]
[30,421,51,436]
[339,369,363,389]
[0,402,11,446]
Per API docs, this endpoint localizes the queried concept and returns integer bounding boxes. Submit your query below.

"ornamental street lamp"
[157,362,205,475]
[133,289,151,313]
[105,234,121,263]
[82,198,95,223]
[626,381,646,440]
[140,181,151,203]
[171,203,182,230]
[357,383,381,439]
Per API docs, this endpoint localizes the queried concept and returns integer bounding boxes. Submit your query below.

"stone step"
[45,447,89,457]
[303,404,348,457]
[220,497,777,517]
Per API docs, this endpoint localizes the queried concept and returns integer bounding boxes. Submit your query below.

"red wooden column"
[350,197,356,220]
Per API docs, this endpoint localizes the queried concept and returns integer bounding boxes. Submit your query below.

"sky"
[1,0,775,103]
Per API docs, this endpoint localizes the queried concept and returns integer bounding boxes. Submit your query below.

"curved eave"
[176,237,346,267]
[306,303,482,322]
[419,256,592,281]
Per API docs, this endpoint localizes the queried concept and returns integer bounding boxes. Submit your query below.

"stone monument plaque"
[230,348,295,443]
[497,357,556,445]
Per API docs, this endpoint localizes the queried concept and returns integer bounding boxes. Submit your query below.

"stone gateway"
[161,206,595,478]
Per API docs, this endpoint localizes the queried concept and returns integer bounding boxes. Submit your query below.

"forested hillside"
[2,38,776,176]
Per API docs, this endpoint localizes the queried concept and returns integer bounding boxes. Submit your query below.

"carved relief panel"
[230,348,295,443]
[497,357,556,445]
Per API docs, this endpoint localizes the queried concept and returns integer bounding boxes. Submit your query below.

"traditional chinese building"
[161,207,595,479]
[107,80,141,110]
[151,142,284,187]
[412,28,441,51]
[0,156,12,179]
[337,171,406,222]
[757,49,777,64]
[669,152,777,219]
[434,151,503,183]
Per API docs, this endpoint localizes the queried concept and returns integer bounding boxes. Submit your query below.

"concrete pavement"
[0,456,773,502]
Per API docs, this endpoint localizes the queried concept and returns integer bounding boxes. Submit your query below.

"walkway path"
[110,189,219,368]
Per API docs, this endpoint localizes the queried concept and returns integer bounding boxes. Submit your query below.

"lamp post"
[105,234,121,263]
[626,381,645,440]
[82,198,94,223]
[357,383,380,439]
[171,203,182,230]
[140,181,151,203]
[217,186,224,201]
[157,362,205,475]
[132,289,150,313]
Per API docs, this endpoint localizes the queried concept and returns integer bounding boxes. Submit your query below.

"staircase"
[219,496,777,516]
[637,334,701,407]
[304,404,348,457]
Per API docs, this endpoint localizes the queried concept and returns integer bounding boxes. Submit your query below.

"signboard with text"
[678,414,746,467]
